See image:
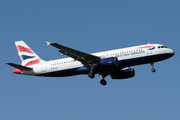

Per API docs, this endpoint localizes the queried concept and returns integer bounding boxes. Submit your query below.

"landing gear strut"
[150,62,156,73]
[88,72,95,79]
[100,79,107,86]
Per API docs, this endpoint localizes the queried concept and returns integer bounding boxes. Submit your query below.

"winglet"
[46,41,51,46]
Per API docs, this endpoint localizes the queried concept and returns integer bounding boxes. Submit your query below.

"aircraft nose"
[172,50,175,55]
[169,49,175,57]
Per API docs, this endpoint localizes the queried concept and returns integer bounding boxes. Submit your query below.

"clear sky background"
[1,0,179,120]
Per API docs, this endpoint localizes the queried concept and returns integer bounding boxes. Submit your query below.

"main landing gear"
[100,79,107,86]
[150,62,156,73]
[99,74,108,86]
[88,72,95,79]
[88,72,107,86]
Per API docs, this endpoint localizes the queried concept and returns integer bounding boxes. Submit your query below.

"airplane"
[6,41,175,86]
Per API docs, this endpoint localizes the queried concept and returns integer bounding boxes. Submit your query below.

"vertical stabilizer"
[15,41,43,66]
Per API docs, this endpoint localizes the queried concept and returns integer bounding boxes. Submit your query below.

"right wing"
[47,42,100,70]
[6,63,33,70]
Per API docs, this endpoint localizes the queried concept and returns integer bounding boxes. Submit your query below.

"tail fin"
[15,41,43,66]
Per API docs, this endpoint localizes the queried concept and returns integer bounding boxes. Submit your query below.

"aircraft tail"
[15,41,43,66]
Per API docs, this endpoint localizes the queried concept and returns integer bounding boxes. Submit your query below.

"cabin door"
[41,63,46,72]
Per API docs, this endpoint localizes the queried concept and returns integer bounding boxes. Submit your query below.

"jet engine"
[110,68,135,79]
[96,57,118,68]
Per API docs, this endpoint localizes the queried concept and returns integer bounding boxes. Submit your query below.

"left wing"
[46,42,100,70]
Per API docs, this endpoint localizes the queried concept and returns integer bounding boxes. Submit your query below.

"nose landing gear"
[151,68,156,72]
[150,62,156,73]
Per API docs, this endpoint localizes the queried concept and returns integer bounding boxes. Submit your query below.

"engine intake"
[110,68,135,79]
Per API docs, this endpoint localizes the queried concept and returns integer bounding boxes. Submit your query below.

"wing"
[47,42,100,70]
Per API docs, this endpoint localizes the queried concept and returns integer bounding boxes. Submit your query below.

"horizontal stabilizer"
[6,63,33,70]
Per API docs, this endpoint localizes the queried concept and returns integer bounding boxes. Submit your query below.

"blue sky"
[1,0,180,120]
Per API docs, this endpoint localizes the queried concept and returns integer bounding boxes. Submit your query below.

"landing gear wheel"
[150,62,156,73]
[151,68,156,73]
[88,72,95,79]
[100,79,107,86]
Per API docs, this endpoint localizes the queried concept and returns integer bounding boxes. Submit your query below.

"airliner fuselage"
[7,41,174,86]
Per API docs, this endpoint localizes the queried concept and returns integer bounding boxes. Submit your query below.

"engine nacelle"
[110,68,135,79]
[96,57,118,68]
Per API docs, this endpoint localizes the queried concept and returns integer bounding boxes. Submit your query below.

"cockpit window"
[158,46,167,49]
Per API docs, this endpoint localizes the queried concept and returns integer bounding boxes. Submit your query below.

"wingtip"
[46,41,51,46]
